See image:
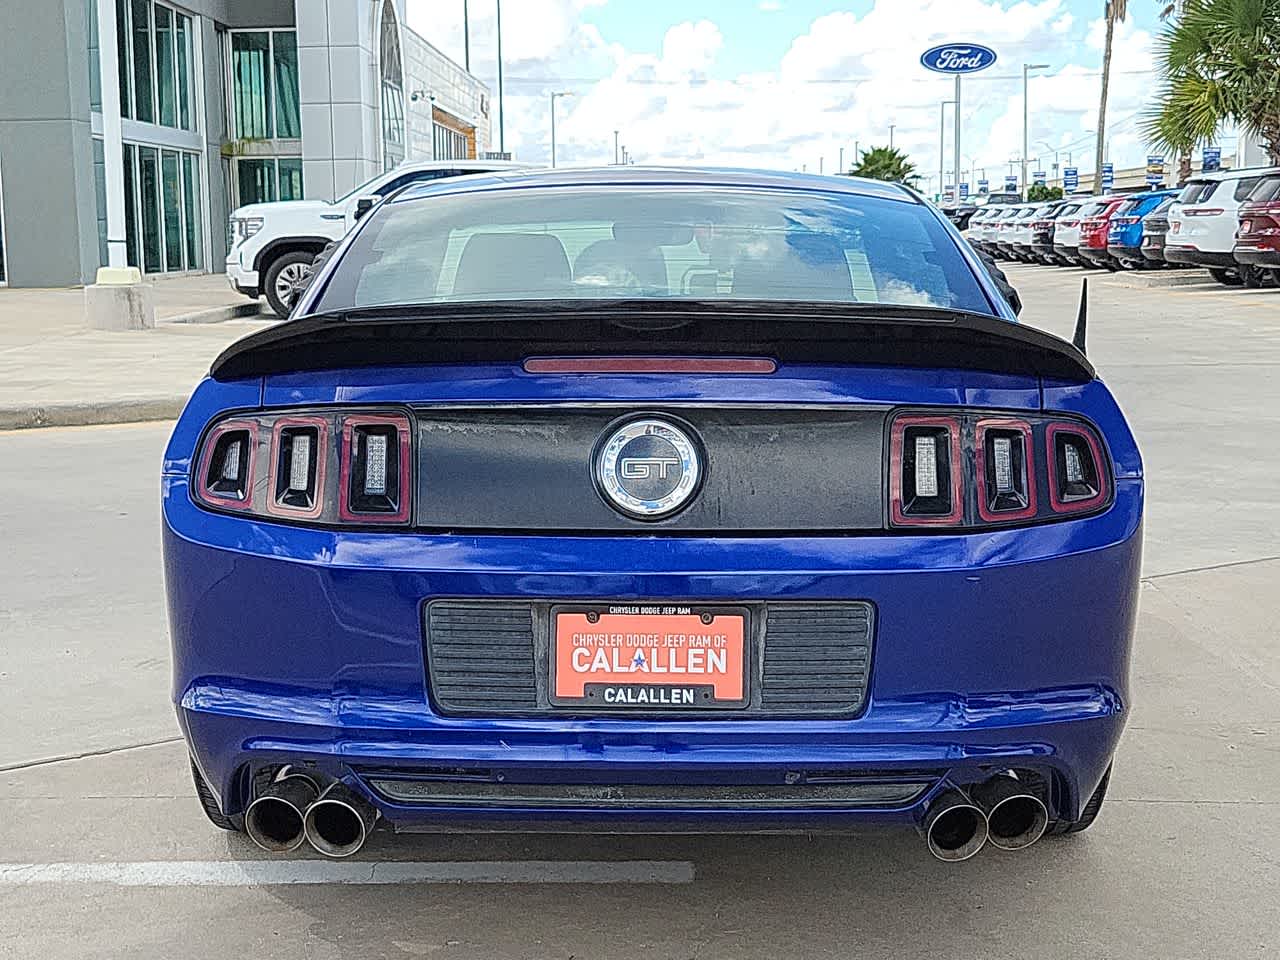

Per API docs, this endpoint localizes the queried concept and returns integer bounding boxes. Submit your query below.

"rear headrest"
[731,233,854,301]
[453,232,572,298]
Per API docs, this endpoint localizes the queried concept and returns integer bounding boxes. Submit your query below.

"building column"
[95,0,130,272]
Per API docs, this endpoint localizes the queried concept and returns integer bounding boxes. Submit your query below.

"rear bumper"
[1052,244,1079,260]
[1078,246,1113,264]
[1141,237,1167,261]
[1233,246,1280,267]
[1164,245,1235,268]
[166,475,1142,831]
[1108,244,1143,262]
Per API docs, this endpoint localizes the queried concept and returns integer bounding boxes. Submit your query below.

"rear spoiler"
[210,299,1095,383]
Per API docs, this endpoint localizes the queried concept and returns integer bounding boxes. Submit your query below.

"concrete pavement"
[0,266,1278,958]
[0,276,273,430]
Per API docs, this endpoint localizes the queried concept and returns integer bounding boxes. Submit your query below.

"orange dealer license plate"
[550,604,748,710]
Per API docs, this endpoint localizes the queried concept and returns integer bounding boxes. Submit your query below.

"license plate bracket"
[549,604,749,711]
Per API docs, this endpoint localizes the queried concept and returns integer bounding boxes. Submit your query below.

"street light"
[889,123,896,150]
[938,100,955,201]
[613,130,619,165]
[1022,63,1050,198]
[549,90,573,167]
[496,0,505,154]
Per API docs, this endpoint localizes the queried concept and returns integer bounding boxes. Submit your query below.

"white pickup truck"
[227,159,537,317]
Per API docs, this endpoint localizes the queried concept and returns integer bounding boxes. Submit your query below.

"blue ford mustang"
[164,167,1141,862]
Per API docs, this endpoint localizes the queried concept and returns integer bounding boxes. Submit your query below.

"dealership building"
[0,0,492,287]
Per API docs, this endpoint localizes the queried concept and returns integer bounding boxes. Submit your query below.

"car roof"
[391,165,922,205]
[391,158,542,174]
[1184,165,1280,182]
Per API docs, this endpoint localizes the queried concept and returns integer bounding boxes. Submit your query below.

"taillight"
[197,420,258,510]
[1183,208,1224,217]
[192,408,413,526]
[1046,423,1109,514]
[889,415,963,525]
[268,416,327,519]
[889,410,1110,529]
[975,418,1036,521]
[340,414,412,523]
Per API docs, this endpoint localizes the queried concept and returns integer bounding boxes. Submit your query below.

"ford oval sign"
[920,43,998,74]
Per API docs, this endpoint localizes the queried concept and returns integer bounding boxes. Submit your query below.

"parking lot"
[1,264,1278,959]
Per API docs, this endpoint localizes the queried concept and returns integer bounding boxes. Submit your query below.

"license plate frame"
[549,603,750,711]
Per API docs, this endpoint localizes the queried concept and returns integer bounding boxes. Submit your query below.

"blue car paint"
[165,362,1143,831]
[1108,189,1178,249]
[166,168,1140,836]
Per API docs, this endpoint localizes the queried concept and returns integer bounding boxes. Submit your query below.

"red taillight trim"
[523,357,778,375]
[974,418,1037,522]
[1045,422,1109,514]
[266,415,329,520]
[196,419,258,511]
[889,415,963,527]
[339,413,412,524]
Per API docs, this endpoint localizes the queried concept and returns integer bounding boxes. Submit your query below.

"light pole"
[1022,63,1049,198]
[549,91,572,167]
[838,146,844,174]
[938,100,955,201]
[462,0,470,72]
[613,130,619,165]
[496,0,505,154]
[889,124,896,150]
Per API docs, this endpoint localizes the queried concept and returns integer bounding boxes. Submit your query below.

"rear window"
[1177,180,1218,204]
[1057,204,1080,217]
[1246,176,1280,202]
[1077,202,1108,218]
[1234,177,1264,201]
[316,185,995,314]
[1018,207,1039,220]
[1112,200,1139,217]
[1149,197,1174,215]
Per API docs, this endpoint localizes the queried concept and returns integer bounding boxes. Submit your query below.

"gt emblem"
[620,457,681,480]
[596,419,702,519]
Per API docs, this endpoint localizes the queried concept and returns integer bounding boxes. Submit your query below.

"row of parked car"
[962,165,1280,287]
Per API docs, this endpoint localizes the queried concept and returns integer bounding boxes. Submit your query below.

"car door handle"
[320,214,345,221]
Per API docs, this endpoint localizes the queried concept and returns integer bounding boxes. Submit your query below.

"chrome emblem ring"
[596,418,702,519]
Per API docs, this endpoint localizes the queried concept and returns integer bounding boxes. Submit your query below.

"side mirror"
[354,195,380,221]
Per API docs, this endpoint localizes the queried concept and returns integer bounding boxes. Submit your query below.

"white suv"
[1165,166,1280,284]
[227,159,538,317]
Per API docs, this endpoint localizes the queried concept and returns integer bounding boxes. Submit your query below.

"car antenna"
[1072,278,1088,354]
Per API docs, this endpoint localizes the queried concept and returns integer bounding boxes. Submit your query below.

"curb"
[162,301,266,324]
[0,397,187,431]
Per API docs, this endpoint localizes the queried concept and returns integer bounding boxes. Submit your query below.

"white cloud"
[407,0,1164,185]
[758,1,783,10]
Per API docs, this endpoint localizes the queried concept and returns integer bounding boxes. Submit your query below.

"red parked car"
[1076,196,1126,270]
[1233,174,1280,285]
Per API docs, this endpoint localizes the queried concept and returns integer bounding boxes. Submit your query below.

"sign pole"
[954,75,961,207]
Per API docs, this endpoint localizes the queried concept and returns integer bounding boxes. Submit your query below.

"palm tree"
[1143,0,1280,167]
[1093,0,1128,194]
[849,146,920,184]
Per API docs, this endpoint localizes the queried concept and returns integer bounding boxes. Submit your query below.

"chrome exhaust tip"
[245,774,320,853]
[922,788,989,862]
[303,782,378,859]
[972,775,1049,851]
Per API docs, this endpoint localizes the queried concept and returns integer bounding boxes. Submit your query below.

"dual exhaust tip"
[246,768,378,858]
[922,774,1049,862]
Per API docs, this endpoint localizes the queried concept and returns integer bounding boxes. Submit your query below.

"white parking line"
[0,859,695,887]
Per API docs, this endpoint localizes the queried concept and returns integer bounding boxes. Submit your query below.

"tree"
[1027,184,1065,201]
[1094,0,1128,194]
[848,146,920,184]
[1143,0,1280,167]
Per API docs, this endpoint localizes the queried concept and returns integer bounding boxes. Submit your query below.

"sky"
[404,0,1232,190]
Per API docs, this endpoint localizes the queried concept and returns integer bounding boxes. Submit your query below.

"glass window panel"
[155,6,176,127]
[273,31,300,138]
[116,0,132,118]
[231,32,271,139]
[277,157,304,200]
[87,0,103,112]
[93,139,109,266]
[238,158,276,206]
[138,146,162,272]
[123,143,140,268]
[162,150,183,271]
[182,153,203,270]
[131,0,154,122]
[176,14,192,130]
